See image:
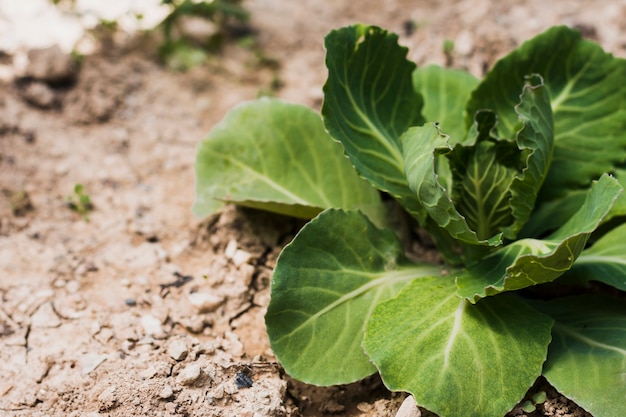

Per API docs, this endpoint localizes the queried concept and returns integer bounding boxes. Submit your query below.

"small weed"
[67,183,93,220]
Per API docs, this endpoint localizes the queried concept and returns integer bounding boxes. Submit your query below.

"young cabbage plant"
[194,25,626,417]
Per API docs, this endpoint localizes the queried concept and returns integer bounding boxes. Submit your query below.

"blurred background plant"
[39,0,252,70]
[158,0,250,70]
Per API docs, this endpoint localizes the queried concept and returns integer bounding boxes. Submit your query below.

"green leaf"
[265,209,441,385]
[466,26,626,201]
[363,278,553,417]
[402,123,502,247]
[322,25,425,216]
[412,65,479,144]
[564,222,626,291]
[605,167,626,222]
[501,74,554,239]
[193,98,384,221]
[537,295,626,417]
[457,174,622,302]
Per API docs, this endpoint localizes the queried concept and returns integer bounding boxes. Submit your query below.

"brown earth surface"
[1,0,625,416]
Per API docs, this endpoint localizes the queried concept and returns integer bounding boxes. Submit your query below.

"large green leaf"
[265,209,441,385]
[363,278,553,417]
[193,98,384,221]
[466,26,626,201]
[537,295,626,417]
[322,25,425,216]
[457,174,622,302]
[412,65,479,144]
[564,222,626,291]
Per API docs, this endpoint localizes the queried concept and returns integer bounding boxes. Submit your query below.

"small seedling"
[67,183,93,220]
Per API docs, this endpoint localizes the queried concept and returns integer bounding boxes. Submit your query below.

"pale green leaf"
[457,174,622,302]
[564,222,626,291]
[363,278,553,417]
[322,25,425,216]
[412,65,479,144]
[538,295,626,417]
[402,123,502,247]
[467,26,626,201]
[449,138,518,242]
[193,98,384,221]
[265,209,441,385]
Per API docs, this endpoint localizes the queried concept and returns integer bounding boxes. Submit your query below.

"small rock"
[141,314,165,338]
[224,239,238,258]
[22,392,38,407]
[97,386,118,411]
[177,363,201,386]
[455,30,475,56]
[212,384,225,400]
[168,339,188,361]
[231,249,253,266]
[395,396,421,417]
[159,385,174,400]
[188,292,223,313]
[25,45,77,84]
[223,332,244,357]
[80,352,108,376]
[20,81,57,108]
[31,302,61,328]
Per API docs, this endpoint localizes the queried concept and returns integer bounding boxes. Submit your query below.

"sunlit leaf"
[364,278,553,417]
[194,98,384,222]
[266,209,441,385]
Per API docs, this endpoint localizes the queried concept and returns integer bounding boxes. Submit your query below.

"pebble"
[25,45,77,83]
[80,352,108,376]
[20,81,56,108]
[167,339,188,361]
[177,363,201,386]
[97,386,118,410]
[159,385,174,400]
[141,314,165,338]
[188,292,223,313]
[395,396,421,417]
[231,249,252,266]
[31,302,62,328]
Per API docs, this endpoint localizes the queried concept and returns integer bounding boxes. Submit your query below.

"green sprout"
[67,183,93,220]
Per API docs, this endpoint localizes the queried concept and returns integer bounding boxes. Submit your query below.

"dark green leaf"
[565,222,626,291]
[467,26,626,201]
[537,295,626,417]
[322,25,425,216]
[266,209,441,385]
